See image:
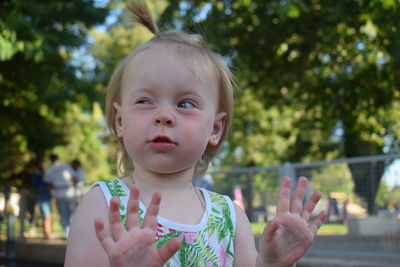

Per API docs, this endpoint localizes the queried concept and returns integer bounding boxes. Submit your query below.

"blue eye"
[178,101,195,109]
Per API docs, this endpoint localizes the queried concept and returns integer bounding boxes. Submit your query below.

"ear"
[209,112,226,146]
[113,102,123,138]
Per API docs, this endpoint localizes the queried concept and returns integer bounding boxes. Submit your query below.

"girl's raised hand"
[94,185,181,267]
[257,177,326,267]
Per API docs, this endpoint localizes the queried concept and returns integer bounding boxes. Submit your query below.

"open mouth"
[152,136,173,143]
[149,136,177,150]
[150,136,178,145]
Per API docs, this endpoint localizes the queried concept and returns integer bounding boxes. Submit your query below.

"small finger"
[290,176,308,214]
[158,237,181,263]
[263,218,280,244]
[277,177,291,216]
[109,197,125,240]
[143,192,161,231]
[301,191,321,221]
[126,185,141,230]
[94,218,114,253]
[309,210,326,236]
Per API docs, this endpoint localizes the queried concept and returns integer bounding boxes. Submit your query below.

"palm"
[94,185,181,267]
[259,177,326,267]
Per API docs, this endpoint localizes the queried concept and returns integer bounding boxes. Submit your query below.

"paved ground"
[299,249,400,267]
[0,238,66,266]
[1,235,399,266]
[257,235,400,267]
[0,260,63,267]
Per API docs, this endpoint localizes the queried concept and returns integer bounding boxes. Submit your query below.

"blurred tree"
[50,102,111,184]
[391,186,400,210]
[311,164,354,198]
[376,183,400,210]
[375,181,392,209]
[160,0,400,214]
[0,0,108,183]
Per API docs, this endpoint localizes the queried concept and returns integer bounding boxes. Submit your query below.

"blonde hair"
[105,0,235,176]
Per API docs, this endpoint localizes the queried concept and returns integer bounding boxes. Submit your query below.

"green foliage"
[311,164,354,197]
[0,28,24,60]
[0,0,108,184]
[160,0,400,214]
[161,0,400,161]
[50,102,112,183]
[253,171,280,198]
[230,88,300,166]
[376,182,400,210]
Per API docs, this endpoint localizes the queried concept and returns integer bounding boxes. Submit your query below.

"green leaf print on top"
[105,180,129,226]
[105,180,128,212]
[98,181,236,266]
[206,192,235,260]
[178,233,219,267]
[104,180,144,226]
[156,231,180,249]
[222,202,234,259]
[104,180,128,197]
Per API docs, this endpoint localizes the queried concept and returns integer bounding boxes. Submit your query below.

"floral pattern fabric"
[95,179,236,267]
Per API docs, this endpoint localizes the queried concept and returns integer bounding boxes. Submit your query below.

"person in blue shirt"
[32,158,54,239]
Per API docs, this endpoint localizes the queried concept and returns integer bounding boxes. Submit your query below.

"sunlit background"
[1,0,399,266]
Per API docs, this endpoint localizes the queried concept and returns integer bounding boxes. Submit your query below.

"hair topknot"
[127,0,159,35]
[127,0,208,48]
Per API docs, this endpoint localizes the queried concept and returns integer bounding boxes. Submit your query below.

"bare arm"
[234,177,326,267]
[65,186,110,266]
[65,184,180,267]
[233,204,258,267]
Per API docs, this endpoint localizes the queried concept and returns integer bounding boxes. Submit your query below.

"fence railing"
[210,153,400,225]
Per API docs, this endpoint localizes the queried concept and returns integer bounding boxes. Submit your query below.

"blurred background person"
[44,154,75,239]
[31,158,54,239]
[71,159,86,209]
[19,166,37,238]
[192,173,215,191]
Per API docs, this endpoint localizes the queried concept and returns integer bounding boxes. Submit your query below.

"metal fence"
[210,154,400,227]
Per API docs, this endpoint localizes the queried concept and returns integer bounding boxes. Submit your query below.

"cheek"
[182,116,214,145]
[121,109,149,131]
[200,114,216,137]
[121,116,147,148]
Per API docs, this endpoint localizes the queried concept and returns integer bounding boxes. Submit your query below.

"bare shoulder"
[234,204,258,266]
[72,185,109,219]
[65,185,110,266]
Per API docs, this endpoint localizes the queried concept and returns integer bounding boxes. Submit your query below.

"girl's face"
[114,47,226,175]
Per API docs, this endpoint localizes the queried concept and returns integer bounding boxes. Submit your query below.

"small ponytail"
[127,0,159,35]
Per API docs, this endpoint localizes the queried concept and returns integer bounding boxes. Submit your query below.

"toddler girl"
[65,1,326,266]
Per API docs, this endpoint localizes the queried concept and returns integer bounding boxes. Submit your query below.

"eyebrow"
[126,87,156,96]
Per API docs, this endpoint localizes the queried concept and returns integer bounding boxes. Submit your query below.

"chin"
[147,163,194,175]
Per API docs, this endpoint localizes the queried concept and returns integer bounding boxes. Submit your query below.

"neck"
[126,167,206,224]
[130,167,195,193]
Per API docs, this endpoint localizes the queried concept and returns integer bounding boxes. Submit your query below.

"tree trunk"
[344,122,384,215]
[348,161,384,215]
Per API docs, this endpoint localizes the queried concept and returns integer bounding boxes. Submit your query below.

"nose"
[154,106,175,127]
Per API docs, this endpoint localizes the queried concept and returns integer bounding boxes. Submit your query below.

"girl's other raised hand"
[257,176,326,267]
[94,185,181,267]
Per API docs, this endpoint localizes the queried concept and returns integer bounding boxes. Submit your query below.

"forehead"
[122,45,219,93]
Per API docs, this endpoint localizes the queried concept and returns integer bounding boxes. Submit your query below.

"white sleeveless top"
[95,179,236,267]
